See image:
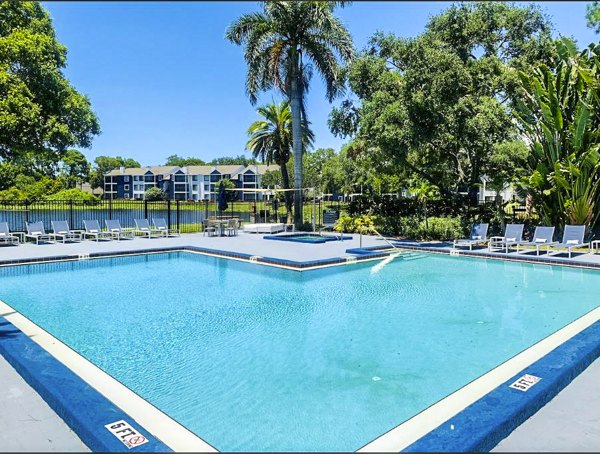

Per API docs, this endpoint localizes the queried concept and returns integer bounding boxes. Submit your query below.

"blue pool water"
[1,252,599,451]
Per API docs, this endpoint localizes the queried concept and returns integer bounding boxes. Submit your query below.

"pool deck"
[1,232,600,451]
[0,232,385,266]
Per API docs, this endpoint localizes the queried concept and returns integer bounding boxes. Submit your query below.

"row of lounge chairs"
[0,218,179,245]
[454,223,589,258]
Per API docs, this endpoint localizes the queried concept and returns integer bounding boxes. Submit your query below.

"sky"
[42,1,598,166]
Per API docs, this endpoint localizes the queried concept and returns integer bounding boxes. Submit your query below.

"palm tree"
[246,101,314,223]
[226,1,354,226]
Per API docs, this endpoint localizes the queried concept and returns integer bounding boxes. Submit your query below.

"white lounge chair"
[488,224,524,253]
[152,218,179,237]
[515,226,557,255]
[25,221,54,244]
[0,222,19,246]
[105,219,135,241]
[83,219,112,242]
[51,220,82,243]
[453,223,489,250]
[548,225,589,258]
[134,218,164,238]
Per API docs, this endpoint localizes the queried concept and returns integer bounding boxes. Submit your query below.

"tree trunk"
[279,160,293,224]
[289,52,304,227]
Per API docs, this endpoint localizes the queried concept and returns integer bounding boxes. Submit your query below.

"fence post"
[69,199,74,228]
[108,197,113,220]
[144,199,148,220]
[167,199,172,229]
[25,200,30,225]
[176,200,180,232]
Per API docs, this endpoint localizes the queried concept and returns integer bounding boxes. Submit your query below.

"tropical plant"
[514,38,600,228]
[246,101,313,223]
[411,181,440,229]
[226,1,354,225]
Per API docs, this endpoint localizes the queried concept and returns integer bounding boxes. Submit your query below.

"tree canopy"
[165,154,206,167]
[0,1,100,164]
[330,2,553,199]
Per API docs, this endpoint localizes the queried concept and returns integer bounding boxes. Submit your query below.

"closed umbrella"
[218,181,228,215]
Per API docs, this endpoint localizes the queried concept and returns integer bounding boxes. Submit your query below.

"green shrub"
[419,217,464,240]
[335,214,376,233]
[46,189,99,202]
[0,187,26,201]
[144,187,165,201]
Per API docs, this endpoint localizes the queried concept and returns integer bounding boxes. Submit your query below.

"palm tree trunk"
[280,160,293,224]
[289,53,304,227]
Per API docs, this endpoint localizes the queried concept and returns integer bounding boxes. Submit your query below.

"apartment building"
[104,164,279,200]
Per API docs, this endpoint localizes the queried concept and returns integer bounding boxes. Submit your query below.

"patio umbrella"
[217,181,228,216]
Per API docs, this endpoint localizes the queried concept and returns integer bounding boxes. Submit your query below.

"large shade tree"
[329,2,553,200]
[246,100,313,223]
[226,1,354,225]
[0,1,100,165]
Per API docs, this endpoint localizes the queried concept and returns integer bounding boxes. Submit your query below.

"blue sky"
[43,1,597,165]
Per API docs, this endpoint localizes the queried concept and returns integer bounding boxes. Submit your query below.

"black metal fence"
[0,199,347,233]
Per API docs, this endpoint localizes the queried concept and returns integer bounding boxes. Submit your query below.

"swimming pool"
[1,252,599,451]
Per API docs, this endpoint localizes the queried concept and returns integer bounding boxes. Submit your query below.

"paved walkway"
[0,355,88,452]
[493,357,600,451]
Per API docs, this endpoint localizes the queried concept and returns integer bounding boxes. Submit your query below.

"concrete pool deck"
[0,232,386,265]
[1,232,600,451]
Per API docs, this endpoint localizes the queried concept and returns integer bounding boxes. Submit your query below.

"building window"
[124,176,130,182]
[124,184,130,191]
[175,174,186,182]
[144,175,154,183]
[204,184,210,191]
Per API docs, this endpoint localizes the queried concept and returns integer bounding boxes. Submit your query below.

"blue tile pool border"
[0,316,172,452]
[0,244,390,271]
[404,319,600,452]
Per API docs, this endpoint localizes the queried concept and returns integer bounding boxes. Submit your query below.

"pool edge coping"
[358,303,600,452]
